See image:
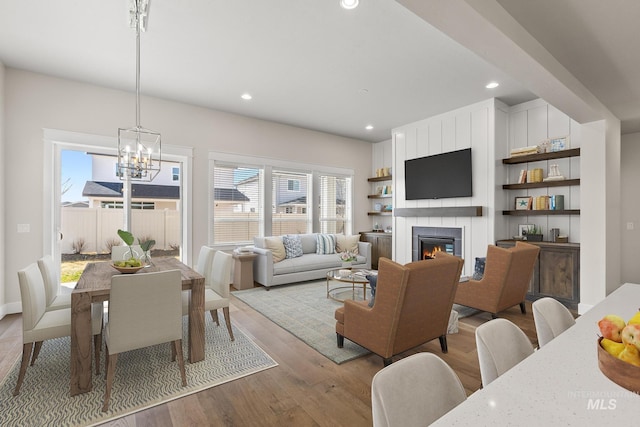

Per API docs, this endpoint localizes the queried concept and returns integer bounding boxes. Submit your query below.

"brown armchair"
[454,241,540,318]
[335,252,464,366]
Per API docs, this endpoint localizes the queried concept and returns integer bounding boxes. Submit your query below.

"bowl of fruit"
[111,259,144,274]
[597,310,640,393]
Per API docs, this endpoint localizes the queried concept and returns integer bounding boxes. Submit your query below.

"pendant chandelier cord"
[135,0,141,130]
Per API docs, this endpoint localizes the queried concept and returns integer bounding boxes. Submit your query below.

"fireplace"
[412,227,462,261]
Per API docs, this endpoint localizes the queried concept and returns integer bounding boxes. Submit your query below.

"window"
[273,170,310,236]
[319,174,350,234]
[212,164,263,245]
[172,167,180,181]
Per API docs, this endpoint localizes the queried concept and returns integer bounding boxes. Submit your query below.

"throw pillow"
[472,257,486,280]
[282,234,303,259]
[316,234,336,255]
[366,274,378,308]
[335,234,360,255]
[264,236,286,263]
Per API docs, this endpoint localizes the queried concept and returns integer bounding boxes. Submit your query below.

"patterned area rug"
[452,303,482,319]
[233,281,371,364]
[0,318,277,426]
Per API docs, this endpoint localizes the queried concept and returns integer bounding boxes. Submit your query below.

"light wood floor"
[0,295,544,427]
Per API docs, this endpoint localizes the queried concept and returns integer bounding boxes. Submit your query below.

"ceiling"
[0,0,638,143]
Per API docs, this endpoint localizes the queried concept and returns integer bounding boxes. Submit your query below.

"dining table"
[432,282,640,426]
[70,257,205,396]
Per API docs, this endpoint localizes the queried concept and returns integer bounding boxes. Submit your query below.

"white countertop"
[432,283,640,426]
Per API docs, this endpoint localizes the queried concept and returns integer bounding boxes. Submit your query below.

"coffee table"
[326,268,370,302]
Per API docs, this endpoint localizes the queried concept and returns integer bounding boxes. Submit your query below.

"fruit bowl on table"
[111,263,144,274]
[597,337,640,393]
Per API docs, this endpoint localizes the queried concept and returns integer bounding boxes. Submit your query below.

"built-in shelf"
[367,175,392,182]
[502,148,580,164]
[503,178,580,190]
[394,206,483,217]
[368,211,392,216]
[502,209,580,216]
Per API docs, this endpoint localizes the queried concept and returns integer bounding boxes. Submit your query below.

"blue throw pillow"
[282,234,303,259]
[472,257,486,280]
[366,274,377,307]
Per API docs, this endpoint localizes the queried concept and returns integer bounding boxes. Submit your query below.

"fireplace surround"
[412,227,462,262]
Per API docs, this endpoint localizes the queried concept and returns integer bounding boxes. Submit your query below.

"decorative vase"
[141,251,153,267]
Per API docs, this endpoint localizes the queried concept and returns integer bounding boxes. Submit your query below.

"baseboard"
[0,300,22,320]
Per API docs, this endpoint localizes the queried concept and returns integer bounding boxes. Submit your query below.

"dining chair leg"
[13,343,34,396]
[210,309,220,326]
[171,342,177,362]
[94,332,102,375]
[104,345,109,380]
[222,307,235,341]
[103,353,118,412]
[30,341,43,366]
[173,340,187,387]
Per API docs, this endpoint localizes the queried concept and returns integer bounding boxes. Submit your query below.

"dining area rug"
[0,318,277,426]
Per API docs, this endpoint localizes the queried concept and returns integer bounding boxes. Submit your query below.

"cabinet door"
[376,235,392,262]
[538,247,579,301]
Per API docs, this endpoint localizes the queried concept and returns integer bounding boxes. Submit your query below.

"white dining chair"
[103,269,186,412]
[182,247,234,341]
[14,263,103,396]
[111,244,143,261]
[371,352,467,427]
[37,255,71,311]
[532,297,576,348]
[475,318,534,387]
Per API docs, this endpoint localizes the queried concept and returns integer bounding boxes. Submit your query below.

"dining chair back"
[532,297,576,347]
[371,352,467,427]
[37,255,71,311]
[111,244,143,261]
[103,269,186,411]
[475,318,534,387]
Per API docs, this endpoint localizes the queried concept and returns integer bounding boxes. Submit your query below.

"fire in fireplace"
[420,236,455,259]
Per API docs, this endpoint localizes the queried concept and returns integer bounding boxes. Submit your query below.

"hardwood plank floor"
[0,295,549,426]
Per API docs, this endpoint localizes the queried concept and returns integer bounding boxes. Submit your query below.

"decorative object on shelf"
[533,195,550,210]
[549,136,570,152]
[383,204,392,212]
[510,146,540,157]
[523,225,543,241]
[373,222,380,231]
[549,228,560,242]
[543,164,565,181]
[518,169,527,183]
[539,139,551,153]
[515,196,532,210]
[526,168,544,183]
[374,203,382,212]
[518,224,534,238]
[117,0,161,182]
[550,195,565,210]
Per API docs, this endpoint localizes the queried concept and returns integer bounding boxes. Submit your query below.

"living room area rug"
[233,280,371,364]
[0,319,277,427]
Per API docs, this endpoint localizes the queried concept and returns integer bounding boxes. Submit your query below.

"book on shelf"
[518,169,527,184]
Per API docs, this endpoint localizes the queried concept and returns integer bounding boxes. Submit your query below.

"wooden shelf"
[502,209,580,216]
[503,178,580,190]
[367,194,393,199]
[367,175,392,182]
[368,211,392,216]
[502,148,580,164]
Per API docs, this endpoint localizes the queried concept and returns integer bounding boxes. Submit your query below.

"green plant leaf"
[117,229,135,246]
[140,239,156,252]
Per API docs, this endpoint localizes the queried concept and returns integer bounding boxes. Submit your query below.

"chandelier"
[117,0,161,182]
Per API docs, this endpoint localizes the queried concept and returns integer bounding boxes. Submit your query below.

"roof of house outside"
[213,188,250,202]
[82,181,180,199]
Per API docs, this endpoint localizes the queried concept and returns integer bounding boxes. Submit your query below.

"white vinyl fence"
[61,208,180,254]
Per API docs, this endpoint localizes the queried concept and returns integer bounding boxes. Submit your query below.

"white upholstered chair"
[103,269,186,412]
[475,318,534,387]
[532,297,576,348]
[371,352,467,427]
[111,244,143,261]
[14,263,103,396]
[182,247,235,341]
[37,255,71,311]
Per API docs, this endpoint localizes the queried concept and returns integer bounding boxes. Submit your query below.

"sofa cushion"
[264,236,286,263]
[316,234,336,254]
[272,253,343,275]
[299,233,318,254]
[336,234,360,255]
[282,234,304,259]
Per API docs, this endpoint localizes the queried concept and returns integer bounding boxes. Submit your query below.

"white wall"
[1,68,373,312]
[391,98,508,276]
[0,62,6,312]
[621,132,640,283]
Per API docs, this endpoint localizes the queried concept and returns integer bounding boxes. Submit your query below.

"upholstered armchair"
[335,252,464,366]
[454,241,540,318]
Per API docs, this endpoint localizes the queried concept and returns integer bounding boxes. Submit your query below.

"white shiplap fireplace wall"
[390,98,509,277]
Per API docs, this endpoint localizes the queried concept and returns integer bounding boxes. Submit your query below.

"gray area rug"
[452,303,481,318]
[0,318,277,426]
[233,281,371,364]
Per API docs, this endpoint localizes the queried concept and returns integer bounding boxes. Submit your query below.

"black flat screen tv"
[404,148,472,200]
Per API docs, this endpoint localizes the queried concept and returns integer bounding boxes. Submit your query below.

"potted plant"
[524,225,543,242]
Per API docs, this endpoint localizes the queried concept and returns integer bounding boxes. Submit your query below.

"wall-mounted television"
[404,148,472,200]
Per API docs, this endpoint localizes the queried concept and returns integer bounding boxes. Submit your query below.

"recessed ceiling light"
[485,82,499,89]
[241,93,252,100]
[340,0,359,10]
[365,125,374,131]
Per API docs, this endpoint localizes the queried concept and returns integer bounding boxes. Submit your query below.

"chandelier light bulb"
[340,0,359,10]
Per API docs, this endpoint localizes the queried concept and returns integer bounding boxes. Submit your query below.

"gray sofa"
[253,233,371,288]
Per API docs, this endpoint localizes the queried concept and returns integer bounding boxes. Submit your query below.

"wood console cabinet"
[496,240,580,310]
[360,231,392,270]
